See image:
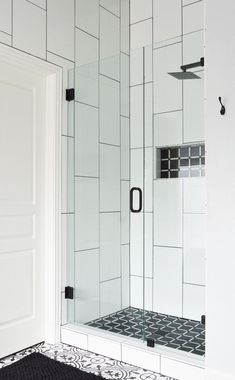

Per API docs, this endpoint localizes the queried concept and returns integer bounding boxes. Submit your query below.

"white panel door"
[0,59,46,358]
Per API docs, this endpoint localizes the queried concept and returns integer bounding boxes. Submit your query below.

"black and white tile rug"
[0,343,176,380]
[87,307,205,356]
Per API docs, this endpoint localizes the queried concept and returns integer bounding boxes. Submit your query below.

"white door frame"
[0,43,62,345]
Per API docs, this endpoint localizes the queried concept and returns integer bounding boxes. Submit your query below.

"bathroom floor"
[0,342,174,380]
[86,307,205,356]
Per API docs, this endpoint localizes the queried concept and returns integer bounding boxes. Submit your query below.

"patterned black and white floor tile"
[0,343,176,380]
[87,307,205,356]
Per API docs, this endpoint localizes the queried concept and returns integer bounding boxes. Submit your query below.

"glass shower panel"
[67,53,146,341]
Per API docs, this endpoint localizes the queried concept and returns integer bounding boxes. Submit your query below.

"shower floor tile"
[86,307,205,356]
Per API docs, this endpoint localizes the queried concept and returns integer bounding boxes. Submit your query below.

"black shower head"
[168,57,204,80]
[168,71,201,80]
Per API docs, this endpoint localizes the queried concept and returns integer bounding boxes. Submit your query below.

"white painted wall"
[206,1,235,379]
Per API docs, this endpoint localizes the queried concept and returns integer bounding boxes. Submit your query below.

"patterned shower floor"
[86,307,205,356]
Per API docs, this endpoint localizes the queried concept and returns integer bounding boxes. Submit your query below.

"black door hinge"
[65,286,74,299]
[66,88,75,102]
[201,315,206,325]
[147,338,155,348]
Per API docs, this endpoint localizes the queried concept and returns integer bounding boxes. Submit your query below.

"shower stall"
[63,0,206,364]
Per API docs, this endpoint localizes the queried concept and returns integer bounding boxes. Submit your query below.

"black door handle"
[130,187,142,213]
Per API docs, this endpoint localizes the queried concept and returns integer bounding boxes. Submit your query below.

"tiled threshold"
[61,323,205,380]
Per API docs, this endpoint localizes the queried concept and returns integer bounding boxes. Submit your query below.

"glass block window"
[158,144,205,179]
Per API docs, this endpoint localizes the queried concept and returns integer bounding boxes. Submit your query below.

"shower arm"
[181,57,204,72]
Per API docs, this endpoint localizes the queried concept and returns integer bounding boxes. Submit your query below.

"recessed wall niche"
[157,144,205,179]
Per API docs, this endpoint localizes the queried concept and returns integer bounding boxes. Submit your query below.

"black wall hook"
[218,97,226,115]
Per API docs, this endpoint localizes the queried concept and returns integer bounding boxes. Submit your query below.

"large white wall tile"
[130,49,143,86]
[75,28,99,65]
[75,103,99,177]
[183,177,206,213]
[0,0,11,35]
[121,0,130,54]
[145,83,153,147]
[121,53,130,117]
[100,278,121,317]
[153,0,181,43]
[131,148,143,189]
[183,284,205,321]
[154,111,182,147]
[130,0,152,24]
[100,0,120,17]
[100,7,120,81]
[154,179,183,247]
[100,76,120,146]
[153,43,182,113]
[75,249,99,323]
[75,63,99,108]
[153,247,183,316]
[184,214,206,285]
[145,148,153,212]
[61,214,74,289]
[13,0,46,59]
[62,137,74,213]
[121,245,130,308]
[183,71,204,143]
[161,357,205,380]
[76,0,99,38]
[130,275,143,308]
[130,213,143,276]
[144,213,153,278]
[183,30,204,68]
[0,30,11,46]
[121,117,130,181]
[183,1,204,35]
[47,0,74,61]
[75,178,99,250]
[121,181,130,245]
[100,145,121,212]
[130,85,143,148]
[100,213,121,282]
[29,0,46,9]
[131,19,152,50]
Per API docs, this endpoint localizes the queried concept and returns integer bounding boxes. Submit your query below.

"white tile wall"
[121,245,130,308]
[184,214,206,285]
[47,0,75,61]
[121,117,130,180]
[131,19,152,50]
[144,213,153,278]
[153,43,182,113]
[121,0,130,54]
[75,28,99,66]
[130,85,143,148]
[144,83,153,147]
[183,1,204,34]
[61,213,75,290]
[121,181,130,245]
[100,7,120,81]
[145,148,153,212]
[100,213,121,282]
[100,75,120,146]
[153,247,183,316]
[183,71,204,143]
[75,178,99,251]
[75,0,99,38]
[62,137,74,213]
[121,53,130,117]
[183,177,206,214]
[100,0,120,17]
[0,30,11,46]
[75,249,99,323]
[75,102,99,177]
[100,278,122,317]
[0,0,11,35]
[154,179,183,247]
[130,213,143,276]
[13,0,46,59]
[153,0,182,43]
[183,284,205,320]
[154,111,182,147]
[130,148,143,189]
[100,144,121,212]
[183,30,204,68]
[75,62,99,108]
[130,275,143,308]
[130,48,143,86]
[130,0,152,24]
